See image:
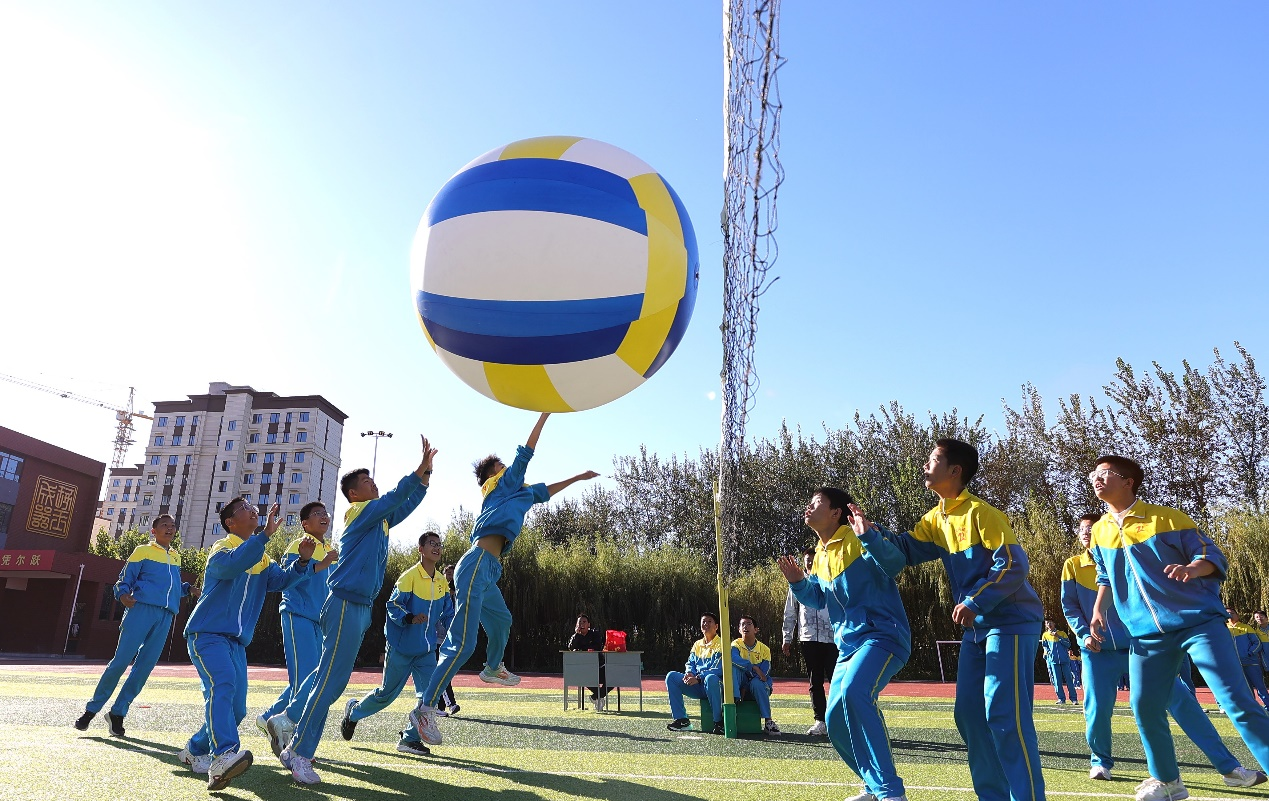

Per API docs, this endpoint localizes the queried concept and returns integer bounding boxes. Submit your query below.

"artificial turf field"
[2,665,1266,801]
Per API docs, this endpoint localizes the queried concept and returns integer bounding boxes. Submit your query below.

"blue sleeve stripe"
[422,313,630,365]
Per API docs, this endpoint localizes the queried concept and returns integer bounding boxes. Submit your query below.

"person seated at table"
[567,614,610,710]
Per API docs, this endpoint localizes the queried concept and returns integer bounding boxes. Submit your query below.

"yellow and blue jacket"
[385,563,455,657]
[730,637,772,695]
[1061,550,1130,651]
[878,491,1042,641]
[277,535,335,623]
[115,541,190,614]
[1229,621,1264,668]
[1090,500,1226,638]
[791,524,911,661]
[327,472,428,606]
[1040,629,1073,663]
[682,634,724,679]
[184,532,312,646]
[471,445,549,555]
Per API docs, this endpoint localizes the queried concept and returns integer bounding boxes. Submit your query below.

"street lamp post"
[360,430,393,479]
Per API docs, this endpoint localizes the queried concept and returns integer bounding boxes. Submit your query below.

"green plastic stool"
[700,697,762,734]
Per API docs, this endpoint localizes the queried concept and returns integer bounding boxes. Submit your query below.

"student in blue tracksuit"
[1088,454,1269,801]
[340,530,454,756]
[273,436,436,785]
[179,500,318,791]
[1041,619,1079,705]
[866,439,1045,801]
[780,487,913,801]
[414,413,597,746]
[1257,611,1269,685]
[665,613,726,734]
[1228,608,1269,712]
[731,616,780,734]
[1062,512,1263,785]
[75,514,197,737]
[255,502,338,732]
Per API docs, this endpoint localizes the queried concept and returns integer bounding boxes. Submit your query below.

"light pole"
[360,430,392,479]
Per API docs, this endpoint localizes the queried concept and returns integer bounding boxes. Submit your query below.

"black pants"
[801,640,838,721]
[436,682,456,709]
[588,658,610,699]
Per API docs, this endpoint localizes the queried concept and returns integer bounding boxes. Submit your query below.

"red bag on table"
[604,630,627,652]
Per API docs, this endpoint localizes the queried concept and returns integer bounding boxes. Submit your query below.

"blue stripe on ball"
[424,318,633,365]
[417,292,644,337]
[425,159,648,235]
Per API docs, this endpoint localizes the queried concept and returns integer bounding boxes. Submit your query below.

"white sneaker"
[255,712,269,734]
[844,793,877,801]
[764,719,781,734]
[289,753,321,785]
[411,705,443,746]
[265,713,295,758]
[479,662,521,686]
[278,746,297,770]
[207,749,253,791]
[1135,778,1189,801]
[1090,765,1112,780]
[807,720,828,736]
[1223,766,1268,787]
[178,748,213,774]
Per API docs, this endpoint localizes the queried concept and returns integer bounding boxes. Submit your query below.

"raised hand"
[418,435,438,481]
[846,503,874,537]
[264,503,282,536]
[297,535,317,561]
[776,554,805,584]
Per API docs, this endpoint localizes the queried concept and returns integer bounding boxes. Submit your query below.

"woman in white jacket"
[782,547,838,735]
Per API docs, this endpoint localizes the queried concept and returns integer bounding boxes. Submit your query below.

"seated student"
[731,615,779,734]
[567,614,609,711]
[340,531,454,757]
[665,613,725,734]
[75,514,198,737]
[1041,618,1079,705]
[1229,608,1269,712]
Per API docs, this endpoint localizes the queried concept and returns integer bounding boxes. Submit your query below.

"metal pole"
[371,437,379,479]
[63,563,85,656]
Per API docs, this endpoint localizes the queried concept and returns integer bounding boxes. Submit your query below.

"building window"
[247,453,258,464]
[164,476,174,486]
[142,495,153,506]
[266,433,277,444]
[286,513,297,526]
[185,455,193,465]
[261,474,272,485]
[279,453,287,464]
[157,416,168,427]
[258,515,267,527]
[252,414,262,424]
[227,420,237,431]
[112,479,121,487]
[282,433,290,443]
[154,436,164,446]
[215,502,223,512]
[146,475,156,485]
[106,507,115,515]
[294,453,305,463]
[160,495,171,506]
[150,456,161,465]
[124,479,132,487]
[270,413,280,423]
[109,494,117,502]
[192,415,199,426]
[299,412,310,422]
[172,435,182,446]
[168,455,178,466]
[292,472,302,483]
[243,474,254,485]
[242,493,252,503]
[225,440,235,451]
[212,523,221,535]
[218,481,227,492]
[264,453,275,464]
[249,433,261,444]
[121,492,129,501]
[221,460,230,471]
[296,432,308,443]
[289,494,300,505]
[176,416,186,426]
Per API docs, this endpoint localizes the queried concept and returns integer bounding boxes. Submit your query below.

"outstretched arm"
[526,413,550,451]
[546,470,599,498]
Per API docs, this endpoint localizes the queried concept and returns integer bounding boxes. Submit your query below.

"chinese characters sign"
[26,476,78,539]
[0,550,56,570]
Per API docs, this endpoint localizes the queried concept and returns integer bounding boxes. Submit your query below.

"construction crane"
[0,373,154,469]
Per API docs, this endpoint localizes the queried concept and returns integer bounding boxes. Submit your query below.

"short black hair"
[340,468,370,500]
[418,530,442,549]
[152,513,175,527]
[1093,454,1145,495]
[473,455,501,486]
[701,611,720,628]
[936,438,980,486]
[300,501,326,521]
[1078,512,1102,524]
[738,614,758,629]
[811,486,854,526]
[577,613,590,624]
[219,496,247,527]
[1255,610,1267,617]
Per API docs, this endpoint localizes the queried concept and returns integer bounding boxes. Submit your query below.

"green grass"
[1,671,1265,800]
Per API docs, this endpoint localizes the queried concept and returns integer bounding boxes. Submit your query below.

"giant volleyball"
[410,136,699,413]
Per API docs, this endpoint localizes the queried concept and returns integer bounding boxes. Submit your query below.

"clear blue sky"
[3,2,1266,544]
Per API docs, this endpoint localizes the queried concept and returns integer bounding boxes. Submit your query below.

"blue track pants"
[665,671,722,722]
[349,646,437,742]
[286,596,372,760]
[1083,647,1239,773]
[421,546,510,707]
[1131,616,1269,782]
[826,643,907,799]
[86,602,173,716]
[1045,658,1077,703]
[734,673,773,718]
[1243,663,1269,710]
[262,612,320,720]
[185,632,247,757]
[955,631,1045,801]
